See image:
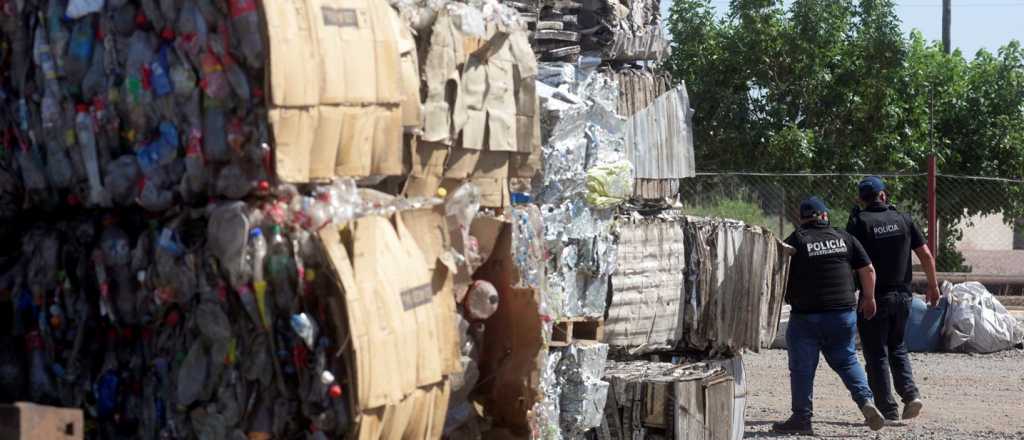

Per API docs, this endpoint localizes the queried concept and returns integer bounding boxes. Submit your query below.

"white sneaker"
[861,403,885,431]
[903,398,924,420]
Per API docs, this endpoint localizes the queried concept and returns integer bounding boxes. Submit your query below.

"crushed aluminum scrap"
[538,72,626,319]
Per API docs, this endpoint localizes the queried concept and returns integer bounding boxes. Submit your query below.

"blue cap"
[799,196,829,219]
[858,176,886,200]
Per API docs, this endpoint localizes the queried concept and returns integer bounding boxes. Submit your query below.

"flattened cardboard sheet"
[262,0,321,107]
[269,107,318,183]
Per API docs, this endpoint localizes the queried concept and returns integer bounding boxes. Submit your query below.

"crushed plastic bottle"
[176,340,209,408]
[75,104,110,206]
[64,15,95,88]
[66,0,105,19]
[46,0,70,75]
[228,0,264,68]
[465,280,500,320]
[267,225,296,310]
[290,313,317,350]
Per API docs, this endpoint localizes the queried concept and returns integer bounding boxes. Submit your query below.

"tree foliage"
[667,0,1024,270]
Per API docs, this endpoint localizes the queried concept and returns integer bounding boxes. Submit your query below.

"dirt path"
[743,348,1024,439]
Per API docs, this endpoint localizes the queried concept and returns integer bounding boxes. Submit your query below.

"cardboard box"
[472,217,545,435]
[0,402,83,440]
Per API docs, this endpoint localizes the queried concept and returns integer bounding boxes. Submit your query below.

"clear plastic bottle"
[80,37,106,100]
[251,227,267,287]
[228,0,264,68]
[75,104,109,206]
[32,28,61,97]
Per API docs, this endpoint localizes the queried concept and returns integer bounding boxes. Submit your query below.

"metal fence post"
[927,155,938,256]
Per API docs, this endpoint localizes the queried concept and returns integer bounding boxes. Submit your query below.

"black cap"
[799,196,829,219]
[858,176,886,201]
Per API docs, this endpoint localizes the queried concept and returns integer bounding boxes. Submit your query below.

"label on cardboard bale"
[400,283,433,310]
[322,7,359,28]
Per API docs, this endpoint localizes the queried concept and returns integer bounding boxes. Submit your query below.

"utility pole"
[942,0,951,54]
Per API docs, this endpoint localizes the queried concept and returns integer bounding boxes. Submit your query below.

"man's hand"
[926,283,940,307]
[860,297,877,320]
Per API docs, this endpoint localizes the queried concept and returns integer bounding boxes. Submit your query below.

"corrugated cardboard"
[269,107,319,183]
[332,105,403,177]
[309,105,344,180]
[397,15,422,129]
[314,0,403,105]
[262,0,321,107]
[400,206,462,374]
[443,149,511,208]
[474,218,544,434]
[421,11,463,144]
[403,141,449,198]
[0,402,83,440]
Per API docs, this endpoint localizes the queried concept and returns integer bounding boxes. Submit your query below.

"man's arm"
[913,245,940,306]
[857,264,877,319]
[907,215,940,306]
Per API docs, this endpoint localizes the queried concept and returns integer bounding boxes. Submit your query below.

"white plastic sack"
[66,0,105,18]
[941,281,1024,354]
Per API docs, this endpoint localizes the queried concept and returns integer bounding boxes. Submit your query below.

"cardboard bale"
[317,207,459,438]
[0,402,83,440]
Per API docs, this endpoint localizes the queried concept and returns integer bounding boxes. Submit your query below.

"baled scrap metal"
[606,216,685,351]
[599,360,732,440]
[623,83,696,182]
[538,73,624,319]
[557,342,611,438]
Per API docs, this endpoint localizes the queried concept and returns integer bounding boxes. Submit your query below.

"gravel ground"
[743,348,1024,439]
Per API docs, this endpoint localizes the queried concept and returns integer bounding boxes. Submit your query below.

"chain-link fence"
[678,172,1024,277]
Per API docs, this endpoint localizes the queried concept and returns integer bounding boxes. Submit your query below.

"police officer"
[773,197,885,435]
[846,176,939,422]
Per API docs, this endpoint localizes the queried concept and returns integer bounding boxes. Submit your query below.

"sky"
[659,0,1024,59]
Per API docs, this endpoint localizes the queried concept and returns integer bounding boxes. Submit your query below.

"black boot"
[772,417,814,435]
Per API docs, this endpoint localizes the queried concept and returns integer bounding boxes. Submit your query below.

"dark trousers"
[857,292,920,417]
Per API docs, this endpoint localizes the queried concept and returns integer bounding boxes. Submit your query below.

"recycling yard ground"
[743,348,1024,439]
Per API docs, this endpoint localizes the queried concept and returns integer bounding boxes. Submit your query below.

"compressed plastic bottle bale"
[464,280,499,320]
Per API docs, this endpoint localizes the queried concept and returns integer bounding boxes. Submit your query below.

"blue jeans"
[787,309,875,421]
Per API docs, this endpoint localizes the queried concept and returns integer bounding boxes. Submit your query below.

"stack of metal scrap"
[623,82,697,200]
[578,0,669,62]
[536,73,624,319]
[597,360,734,440]
[605,215,793,355]
[610,69,673,117]
[557,342,611,438]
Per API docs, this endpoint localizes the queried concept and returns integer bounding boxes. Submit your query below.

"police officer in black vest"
[772,197,885,435]
[846,176,939,422]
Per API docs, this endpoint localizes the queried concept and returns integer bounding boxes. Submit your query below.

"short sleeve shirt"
[785,223,872,313]
[846,203,926,292]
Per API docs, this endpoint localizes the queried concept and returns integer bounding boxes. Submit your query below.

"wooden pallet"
[550,317,605,347]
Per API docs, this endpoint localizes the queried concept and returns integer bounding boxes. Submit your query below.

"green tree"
[667,0,1024,271]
